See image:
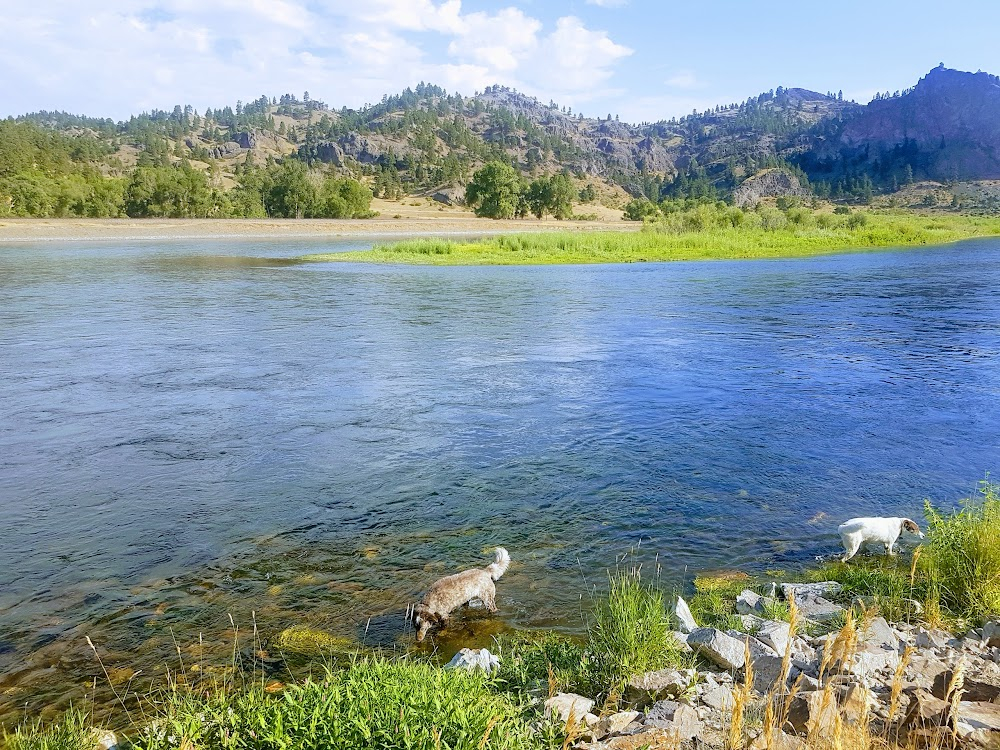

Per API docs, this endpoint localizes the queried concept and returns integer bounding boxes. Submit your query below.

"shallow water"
[1,237,999,722]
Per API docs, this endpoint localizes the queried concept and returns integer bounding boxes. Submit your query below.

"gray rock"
[781,581,843,600]
[445,647,499,673]
[983,621,1000,648]
[957,700,1000,739]
[785,591,844,623]
[741,635,785,694]
[756,620,792,655]
[626,668,694,703]
[786,690,841,738]
[736,590,764,615]
[590,711,642,740]
[644,702,703,740]
[846,617,901,677]
[687,628,747,670]
[673,595,698,633]
[914,627,950,651]
[701,685,735,711]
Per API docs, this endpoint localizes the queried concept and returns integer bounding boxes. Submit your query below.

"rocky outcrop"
[732,169,810,208]
[838,66,1000,180]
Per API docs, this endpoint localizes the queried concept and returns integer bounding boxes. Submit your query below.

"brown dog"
[412,547,510,641]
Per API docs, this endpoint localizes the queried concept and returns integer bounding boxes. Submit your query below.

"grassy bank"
[301,209,1000,266]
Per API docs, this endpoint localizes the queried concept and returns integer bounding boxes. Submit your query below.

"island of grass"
[301,208,1000,266]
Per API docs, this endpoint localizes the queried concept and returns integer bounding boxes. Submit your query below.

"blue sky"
[3,0,1000,123]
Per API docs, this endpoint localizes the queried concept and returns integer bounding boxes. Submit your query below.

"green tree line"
[0,121,373,219]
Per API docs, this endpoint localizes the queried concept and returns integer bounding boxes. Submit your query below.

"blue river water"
[0,237,998,718]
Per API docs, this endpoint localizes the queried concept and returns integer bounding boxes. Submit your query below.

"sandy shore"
[0,201,635,243]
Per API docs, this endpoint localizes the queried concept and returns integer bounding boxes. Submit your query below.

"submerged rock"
[275,625,356,657]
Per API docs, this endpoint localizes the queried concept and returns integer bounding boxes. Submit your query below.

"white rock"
[674,595,698,633]
[544,693,595,726]
[445,647,500,673]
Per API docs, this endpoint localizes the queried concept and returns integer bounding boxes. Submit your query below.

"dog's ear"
[903,519,920,533]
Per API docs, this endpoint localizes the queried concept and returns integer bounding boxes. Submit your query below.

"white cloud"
[665,70,703,90]
[586,0,628,7]
[0,1,633,118]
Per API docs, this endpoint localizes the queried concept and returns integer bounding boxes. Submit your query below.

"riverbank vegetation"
[304,205,1000,265]
[685,480,1000,633]
[6,482,999,750]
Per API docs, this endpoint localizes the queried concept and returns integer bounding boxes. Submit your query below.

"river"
[1,237,998,721]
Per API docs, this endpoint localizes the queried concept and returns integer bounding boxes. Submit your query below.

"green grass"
[129,659,543,750]
[586,568,687,698]
[3,709,95,750]
[301,211,1000,266]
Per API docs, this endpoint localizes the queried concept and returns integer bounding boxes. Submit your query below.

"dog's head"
[902,518,924,538]
[411,603,439,642]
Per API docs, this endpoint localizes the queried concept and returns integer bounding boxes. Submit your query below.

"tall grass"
[923,480,1000,621]
[301,210,1000,266]
[586,568,685,698]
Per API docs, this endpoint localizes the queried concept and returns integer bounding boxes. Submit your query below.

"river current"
[1,237,998,720]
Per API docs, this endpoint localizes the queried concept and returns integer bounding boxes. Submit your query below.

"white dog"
[411,547,510,642]
[838,517,924,561]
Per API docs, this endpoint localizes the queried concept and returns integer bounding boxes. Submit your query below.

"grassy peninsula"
[302,208,1000,266]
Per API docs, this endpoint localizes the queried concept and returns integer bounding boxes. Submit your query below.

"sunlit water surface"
[1,237,999,722]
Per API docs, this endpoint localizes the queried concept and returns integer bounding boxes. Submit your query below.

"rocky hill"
[7,66,1000,208]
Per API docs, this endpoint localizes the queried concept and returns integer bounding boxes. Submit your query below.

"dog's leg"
[482,582,498,613]
[885,541,895,556]
[841,535,861,562]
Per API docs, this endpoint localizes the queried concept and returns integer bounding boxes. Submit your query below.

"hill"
[3,67,1000,218]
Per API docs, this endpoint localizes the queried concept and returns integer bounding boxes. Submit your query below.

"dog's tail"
[484,547,510,580]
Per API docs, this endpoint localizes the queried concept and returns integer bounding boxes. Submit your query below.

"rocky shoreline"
[522,581,1000,749]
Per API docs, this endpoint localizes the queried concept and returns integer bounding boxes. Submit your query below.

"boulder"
[687,628,746,670]
[674,596,698,633]
[756,621,792,656]
[701,685,735,712]
[847,617,901,677]
[787,592,844,624]
[750,729,808,750]
[983,621,1000,649]
[841,683,877,724]
[738,635,786,694]
[785,690,841,737]
[914,627,951,651]
[732,169,810,208]
[644,701,703,739]
[589,711,642,740]
[781,582,843,600]
[445,647,499,673]
[626,668,694,703]
[908,689,950,723]
[737,590,780,617]
[957,701,1000,734]
[544,693,595,726]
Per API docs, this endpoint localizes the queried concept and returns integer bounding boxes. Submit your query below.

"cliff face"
[838,67,1000,179]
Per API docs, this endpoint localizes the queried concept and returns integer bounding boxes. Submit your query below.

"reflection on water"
[1,237,999,724]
